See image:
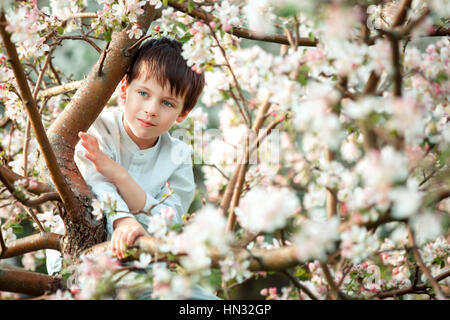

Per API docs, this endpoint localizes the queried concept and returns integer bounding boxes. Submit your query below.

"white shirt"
[46,107,195,274]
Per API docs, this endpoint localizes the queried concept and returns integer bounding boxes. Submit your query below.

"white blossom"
[236,186,300,233]
[294,216,340,261]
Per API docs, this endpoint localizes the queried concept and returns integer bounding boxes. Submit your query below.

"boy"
[46,38,204,274]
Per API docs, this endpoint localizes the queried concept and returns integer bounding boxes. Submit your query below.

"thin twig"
[24,51,53,176]
[374,269,450,299]
[221,279,230,300]
[228,89,250,128]
[20,204,45,234]
[283,27,296,50]
[48,57,62,86]
[227,276,254,291]
[196,163,229,180]
[97,41,110,76]
[418,169,437,188]
[407,227,445,299]
[127,34,153,53]
[320,262,351,300]
[57,35,102,53]
[325,148,337,219]
[60,12,98,28]
[281,270,319,300]
[208,24,251,128]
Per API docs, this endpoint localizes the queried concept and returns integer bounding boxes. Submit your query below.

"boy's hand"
[112,217,148,260]
[78,131,126,183]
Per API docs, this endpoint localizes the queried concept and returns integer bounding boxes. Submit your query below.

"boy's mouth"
[138,119,156,127]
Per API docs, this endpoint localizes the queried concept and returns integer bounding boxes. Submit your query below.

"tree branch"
[36,80,82,101]
[374,269,450,299]
[0,263,64,296]
[0,164,53,195]
[392,0,412,27]
[56,35,102,54]
[168,1,317,47]
[0,165,60,207]
[83,235,304,272]
[0,12,80,221]
[0,232,63,259]
[226,94,272,231]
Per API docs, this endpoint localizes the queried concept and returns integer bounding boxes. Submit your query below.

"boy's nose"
[144,109,157,117]
[144,101,158,117]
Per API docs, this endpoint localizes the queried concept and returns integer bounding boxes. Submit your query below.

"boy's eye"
[162,100,173,107]
[138,91,148,97]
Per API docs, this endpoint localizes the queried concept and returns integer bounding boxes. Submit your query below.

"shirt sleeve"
[74,121,134,235]
[142,152,195,224]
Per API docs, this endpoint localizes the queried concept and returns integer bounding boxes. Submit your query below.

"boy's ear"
[121,77,127,89]
[120,77,127,100]
[176,110,190,123]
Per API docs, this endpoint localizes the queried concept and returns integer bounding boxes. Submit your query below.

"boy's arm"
[78,132,147,212]
[78,132,194,257]
[79,132,195,222]
[76,132,147,259]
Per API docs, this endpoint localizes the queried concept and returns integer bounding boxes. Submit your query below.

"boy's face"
[123,75,188,149]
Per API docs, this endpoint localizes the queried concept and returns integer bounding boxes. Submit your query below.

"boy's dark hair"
[125,37,205,114]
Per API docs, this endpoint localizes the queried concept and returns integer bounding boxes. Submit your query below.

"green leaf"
[56,26,65,36]
[295,267,311,281]
[297,65,309,86]
[170,223,183,233]
[206,268,223,288]
[437,147,450,165]
[62,271,73,280]
[177,22,188,32]
[163,0,169,7]
[104,30,112,43]
[10,223,24,234]
[167,252,177,261]
[187,0,194,13]
[274,4,299,17]
[435,70,448,85]
[179,32,191,43]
